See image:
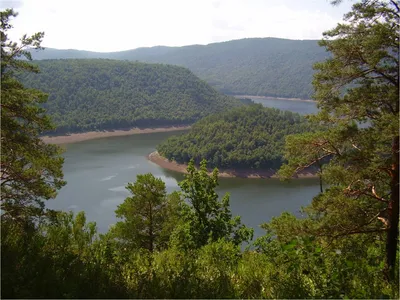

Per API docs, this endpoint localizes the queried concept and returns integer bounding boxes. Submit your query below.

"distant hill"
[21,59,241,134]
[30,38,329,99]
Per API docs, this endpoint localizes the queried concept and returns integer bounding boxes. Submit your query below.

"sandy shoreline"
[41,126,191,145]
[148,151,318,179]
[40,97,314,145]
[233,95,315,103]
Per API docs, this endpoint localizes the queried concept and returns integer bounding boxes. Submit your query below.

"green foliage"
[171,160,253,249]
[191,240,239,298]
[20,59,242,134]
[30,38,330,99]
[111,174,182,252]
[2,174,398,299]
[0,9,65,221]
[278,0,399,283]
[158,104,313,170]
[255,212,399,299]
[1,213,127,298]
[149,246,196,297]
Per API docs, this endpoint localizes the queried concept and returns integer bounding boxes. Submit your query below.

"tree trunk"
[149,201,154,253]
[317,159,323,193]
[386,135,399,281]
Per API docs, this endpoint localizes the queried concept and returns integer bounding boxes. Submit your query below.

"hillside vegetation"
[21,59,241,134]
[30,38,329,99]
[157,104,313,170]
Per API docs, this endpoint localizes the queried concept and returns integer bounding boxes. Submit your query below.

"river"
[49,98,320,239]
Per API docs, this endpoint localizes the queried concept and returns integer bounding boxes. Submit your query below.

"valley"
[3,1,398,297]
[52,130,320,239]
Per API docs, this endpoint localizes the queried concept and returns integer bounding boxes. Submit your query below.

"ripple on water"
[100,173,118,181]
[123,164,140,170]
[108,185,129,193]
[100,197,124,208]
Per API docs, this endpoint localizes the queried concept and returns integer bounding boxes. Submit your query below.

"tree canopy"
[20,59,242,134]
[278,0,399,281]
[157,104,314,170]
[173,160,253,249]
[2,162,398,299]
[111,174,182,252]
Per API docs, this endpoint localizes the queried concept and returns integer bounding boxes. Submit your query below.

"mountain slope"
[30,38,329,99]
[21,59,241,134]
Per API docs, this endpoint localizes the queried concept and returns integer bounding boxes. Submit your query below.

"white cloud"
[3,0,353,52]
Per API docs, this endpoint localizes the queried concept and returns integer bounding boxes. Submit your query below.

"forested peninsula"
[21,59,241,134]
[155,104,315,177]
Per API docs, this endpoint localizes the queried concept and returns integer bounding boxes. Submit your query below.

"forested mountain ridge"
[29,38,329,99]
[157,104,313,170]
[20,59,241,134]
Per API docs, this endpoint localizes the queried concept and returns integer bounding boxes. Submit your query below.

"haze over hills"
[29,38,329,99]
[21,59,241,134]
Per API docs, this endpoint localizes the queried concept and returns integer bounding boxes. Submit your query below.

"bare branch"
[390,0,400,13]
[293,153,332,174]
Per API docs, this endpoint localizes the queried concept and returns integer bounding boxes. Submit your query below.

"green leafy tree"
[112,173,181,252]
[174,159,253,249]
[1,210,127,299]
[1,9,65,221]
[254,211,398,298]
[278,0,399,281]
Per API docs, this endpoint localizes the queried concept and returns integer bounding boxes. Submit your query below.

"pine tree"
[1,9,65,221]
[279,0,399,281]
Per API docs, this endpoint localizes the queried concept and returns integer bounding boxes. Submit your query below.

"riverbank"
[148,151,318,179]
[41,126,191,145]
[233,95,315,103]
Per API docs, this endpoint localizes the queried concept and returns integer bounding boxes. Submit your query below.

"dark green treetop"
[278,0,399,281]
[171,160,253,249]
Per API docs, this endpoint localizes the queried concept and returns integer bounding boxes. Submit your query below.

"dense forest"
[20,59,241,134]
[3,163,398,299]
[157,104,313,170]
[29,38,329,99]
[2,0,399,299]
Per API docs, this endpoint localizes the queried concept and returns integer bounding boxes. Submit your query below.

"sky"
[1,0,354,52]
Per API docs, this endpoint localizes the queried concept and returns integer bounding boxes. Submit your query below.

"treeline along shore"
[148,151,318,179]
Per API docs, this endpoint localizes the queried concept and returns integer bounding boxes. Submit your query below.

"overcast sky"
[1,0,354,52]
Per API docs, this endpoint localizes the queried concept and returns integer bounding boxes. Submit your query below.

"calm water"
[50,100,321,239]
[251,98,318,115]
